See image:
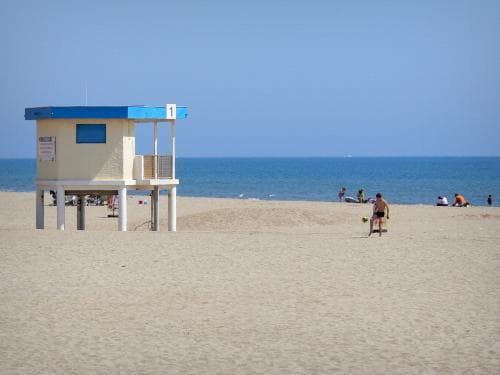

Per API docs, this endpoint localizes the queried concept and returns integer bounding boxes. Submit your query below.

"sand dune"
[0,192,499,374]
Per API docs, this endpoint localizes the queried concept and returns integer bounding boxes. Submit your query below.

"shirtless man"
[369,193,390,237]
[451,193,469,207]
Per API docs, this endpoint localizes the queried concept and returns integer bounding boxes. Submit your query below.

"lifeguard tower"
[25,105,188,232]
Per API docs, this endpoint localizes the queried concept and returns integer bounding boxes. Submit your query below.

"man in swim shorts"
[369,193,390,237]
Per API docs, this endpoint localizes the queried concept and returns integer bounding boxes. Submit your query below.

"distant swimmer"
[451,193,470,207]
[369,193,390,237]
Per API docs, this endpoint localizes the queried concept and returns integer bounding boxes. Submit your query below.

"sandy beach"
[0,191,499,374]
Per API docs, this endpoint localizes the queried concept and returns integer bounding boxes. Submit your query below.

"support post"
[56,186,65,230]
[171,121,176,179]
[154,120,158,179]
[77,195,86,230]
[153,186,160,231]
[168,186,177,232]
[36,187,44,229]
[150,190,155,230]
[118,187,127,231]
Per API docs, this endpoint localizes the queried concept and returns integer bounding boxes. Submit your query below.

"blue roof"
[25,106,188,120]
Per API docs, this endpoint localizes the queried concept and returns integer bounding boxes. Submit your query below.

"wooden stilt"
[150,190,155,230]
[36,187,44,229]
[56,186,65,230]
[77,195,86,230]
[168,186,176,232]
[118,187,127,231]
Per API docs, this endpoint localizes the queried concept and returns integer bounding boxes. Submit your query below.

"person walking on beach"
[487,194,493,206]
[369,193,390,237]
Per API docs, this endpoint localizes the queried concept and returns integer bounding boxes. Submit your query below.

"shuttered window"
[76,124,106,144]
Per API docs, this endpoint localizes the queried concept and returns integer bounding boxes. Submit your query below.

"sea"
[0,157,499,206]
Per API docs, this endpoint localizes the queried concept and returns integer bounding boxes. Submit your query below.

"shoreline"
[0,190,496,208]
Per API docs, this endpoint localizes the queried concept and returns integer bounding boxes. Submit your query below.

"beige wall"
[122,121,135,180]
[37,119,135,181]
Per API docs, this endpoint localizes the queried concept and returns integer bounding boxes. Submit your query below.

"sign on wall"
[38,136,56,161]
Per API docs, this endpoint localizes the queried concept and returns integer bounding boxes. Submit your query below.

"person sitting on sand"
[369,193,390,237]
[49,190,57,206]
[436,196,448,206]
[451,193,470,207]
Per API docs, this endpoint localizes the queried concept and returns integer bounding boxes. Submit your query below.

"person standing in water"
[487,194,493,207]
[357,189,366,203]
[369,193,390,237]
[338,187,347,202]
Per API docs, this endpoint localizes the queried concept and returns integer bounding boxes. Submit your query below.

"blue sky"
[1,0,499,157]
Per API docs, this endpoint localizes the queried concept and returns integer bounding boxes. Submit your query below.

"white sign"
[166,103,176,120]
[38,136,56,161]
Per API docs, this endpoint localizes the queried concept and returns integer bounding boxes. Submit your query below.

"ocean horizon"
[0,157,498,206]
